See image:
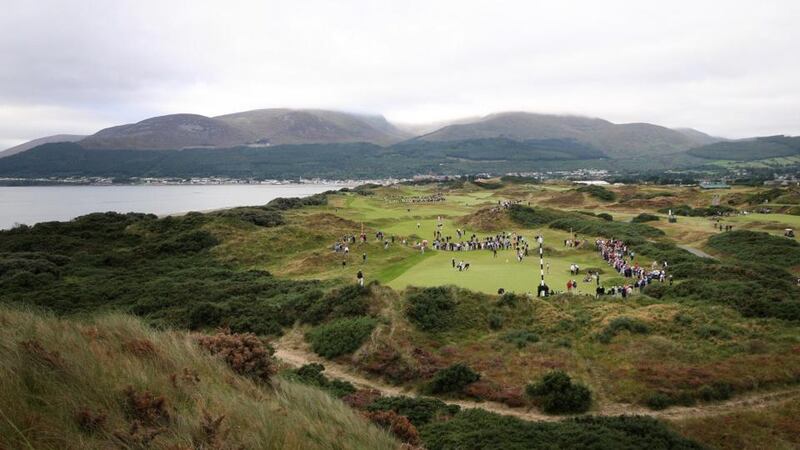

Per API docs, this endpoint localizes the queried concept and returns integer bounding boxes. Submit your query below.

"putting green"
[387,245,620,295]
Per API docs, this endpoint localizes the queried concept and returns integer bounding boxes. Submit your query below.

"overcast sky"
[1,0,799,148]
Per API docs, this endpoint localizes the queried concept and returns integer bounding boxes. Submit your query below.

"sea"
[0,184,341,230]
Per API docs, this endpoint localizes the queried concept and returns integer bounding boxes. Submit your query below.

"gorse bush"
[655,261,800,321]
[306,316,377,358]
[645,381,735,410]
[658,204,736,217]
[405,287,457,332]
[501,330,540,348]
[214,207,285,227]
[0,210,331,335]
[596,317,650,344]
[428,364,480,394]
[495,292,521,308]
[367,396,460,426]
[576,184,616,201]
[419,409,704,450]
[266,193,328,210]
[525,370,591,414]
[708,230,800,267]
[488,312,504,330]
[290,363,356,398]
[302,283,372,325]
[631,213,660,223]
[507,205,575,227]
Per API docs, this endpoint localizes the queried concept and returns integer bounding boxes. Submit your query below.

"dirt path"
[678,244,716,259]
[275,331,799,423]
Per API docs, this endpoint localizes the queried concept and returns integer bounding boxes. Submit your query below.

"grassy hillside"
[0,306,399,449]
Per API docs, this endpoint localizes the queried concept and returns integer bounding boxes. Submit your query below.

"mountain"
[214,108,410,146]
[80,113,256,150]
[673,128,725,146]
[77,109,411,150]
[0,134,85,158]
[393,116,482,136]
[419,112,721,158]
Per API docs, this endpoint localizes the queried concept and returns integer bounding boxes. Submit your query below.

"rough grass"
[0,306,399,450]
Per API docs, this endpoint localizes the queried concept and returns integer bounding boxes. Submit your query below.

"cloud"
[1,0,798,147]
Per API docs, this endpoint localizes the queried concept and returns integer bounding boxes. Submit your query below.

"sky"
[1,0,799,149]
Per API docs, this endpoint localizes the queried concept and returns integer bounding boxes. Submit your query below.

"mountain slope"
[420,112,721,158]
[80,113,256,150]
[687,136,800,161]
[0,134,86,158]
[0,306,399,449]
[214,108,410,146]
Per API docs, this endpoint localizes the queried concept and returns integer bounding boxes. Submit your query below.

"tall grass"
[0,306,399,449]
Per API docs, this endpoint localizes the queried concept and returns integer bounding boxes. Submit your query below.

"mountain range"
[2,109,718,157]
[2,108,790,179]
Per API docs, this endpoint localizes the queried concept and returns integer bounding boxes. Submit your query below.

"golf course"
[3,178,800,450]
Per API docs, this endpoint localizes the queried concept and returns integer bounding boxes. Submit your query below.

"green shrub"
[696,324,731,340]
[631,213,660,223]
[290,363,356,398]
[658,204,736,217]
[501,330,539,348]
[302,283,371,324]
[215,208,285,227]
[525,370,591,414]
[597,213,613,221]
[596,317,650,344]
[305,316,377,358]
[707,230,800,267]
[488,312,504,330]
[495,292,521,308]
[266,193,328,210]
[428,364,480,394]
[406,287,457,332]
[645,393,671,410]
[187,302,227,329]
[698,382,734,402]
[507,205,575,227]
[659,261,800,321]
[419,409,705,450]
[367,396,460,426]
[576,185,616,201]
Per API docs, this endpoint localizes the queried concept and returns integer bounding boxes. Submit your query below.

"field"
[2,179,800,449]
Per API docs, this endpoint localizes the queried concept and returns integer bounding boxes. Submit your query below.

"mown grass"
[0,306,399,450]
